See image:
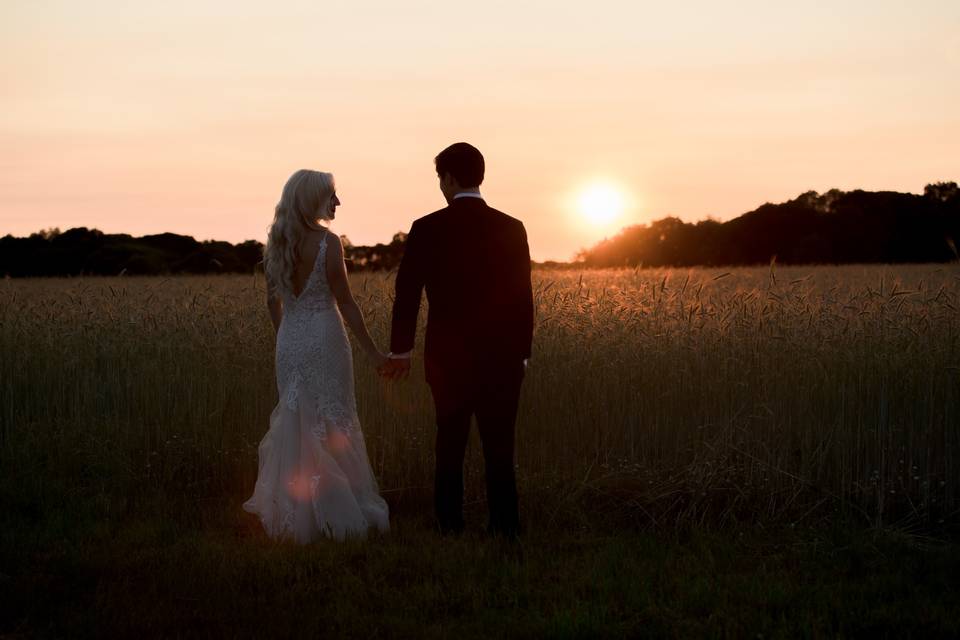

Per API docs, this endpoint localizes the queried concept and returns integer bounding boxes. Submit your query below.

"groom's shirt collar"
[453,192,483,201]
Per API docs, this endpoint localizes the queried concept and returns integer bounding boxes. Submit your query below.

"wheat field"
[1,264,958,531]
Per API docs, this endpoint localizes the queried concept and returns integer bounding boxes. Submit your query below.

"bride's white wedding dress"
[244,233,389,542]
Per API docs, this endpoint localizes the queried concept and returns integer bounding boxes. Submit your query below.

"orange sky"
[2,1,958,261]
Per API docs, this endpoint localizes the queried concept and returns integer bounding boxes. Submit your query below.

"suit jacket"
[390,196,534,384]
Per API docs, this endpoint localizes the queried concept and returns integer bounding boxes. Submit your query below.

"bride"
[243,169,390,542]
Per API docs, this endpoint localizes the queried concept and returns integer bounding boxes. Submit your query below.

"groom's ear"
[440,172,460,191]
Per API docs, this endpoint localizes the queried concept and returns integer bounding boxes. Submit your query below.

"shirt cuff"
[388,351,412,359]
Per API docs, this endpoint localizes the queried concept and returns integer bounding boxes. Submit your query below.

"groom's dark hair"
[435,142,484,188]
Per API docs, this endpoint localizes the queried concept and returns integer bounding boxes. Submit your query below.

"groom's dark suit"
[390,195,534,535]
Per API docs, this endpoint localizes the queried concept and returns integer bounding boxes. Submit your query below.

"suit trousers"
[428,359,525,536]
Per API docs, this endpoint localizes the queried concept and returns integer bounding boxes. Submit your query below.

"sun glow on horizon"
[2,2,959,261]
[577,182,628,227]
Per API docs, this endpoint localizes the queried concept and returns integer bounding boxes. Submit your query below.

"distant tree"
[235,240,264,271]
[925,181,959,203]
[821,188,845,213]
[342,231,408,272]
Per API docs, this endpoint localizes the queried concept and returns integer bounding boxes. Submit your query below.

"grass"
[5,504,960,638]
[4,491,959,639]
[2,264,959,636]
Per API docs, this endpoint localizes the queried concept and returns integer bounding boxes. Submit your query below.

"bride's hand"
[369,350,389,371]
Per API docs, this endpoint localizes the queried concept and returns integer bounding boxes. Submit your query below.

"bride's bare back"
[290,229,330,298]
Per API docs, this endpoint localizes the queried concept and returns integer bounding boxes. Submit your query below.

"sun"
[577,182,625,226]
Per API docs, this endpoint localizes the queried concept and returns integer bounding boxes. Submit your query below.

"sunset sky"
[2,1,958,261]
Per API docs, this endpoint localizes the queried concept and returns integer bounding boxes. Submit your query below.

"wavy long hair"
[264,169,335,298]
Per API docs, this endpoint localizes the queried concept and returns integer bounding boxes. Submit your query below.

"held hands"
[373,352,526,379]
[378,354,411,381]
[369,350,390,372]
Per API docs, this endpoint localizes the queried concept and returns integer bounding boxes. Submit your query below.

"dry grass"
[2,264,958,531]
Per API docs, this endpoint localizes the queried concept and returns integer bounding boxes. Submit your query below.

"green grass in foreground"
[2,495,958,640]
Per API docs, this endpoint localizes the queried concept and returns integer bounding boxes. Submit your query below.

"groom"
[381,142,534,537]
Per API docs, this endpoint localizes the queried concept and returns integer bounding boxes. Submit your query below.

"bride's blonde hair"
[264,169,335,298]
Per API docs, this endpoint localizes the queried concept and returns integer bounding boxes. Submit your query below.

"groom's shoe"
[436,518,465,537]
[439,527,464,537]
[486,522,521,541]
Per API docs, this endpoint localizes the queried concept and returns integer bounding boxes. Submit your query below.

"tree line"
[0,229,408,277]
[577,182,959,267]
[2,182,957,276]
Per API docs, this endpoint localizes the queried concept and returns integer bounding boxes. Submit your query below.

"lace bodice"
[282,233,336,313]
[274,232,358,436]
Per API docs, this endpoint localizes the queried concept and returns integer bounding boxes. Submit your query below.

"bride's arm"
[325,233,387,366]
[266,278,283,334]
